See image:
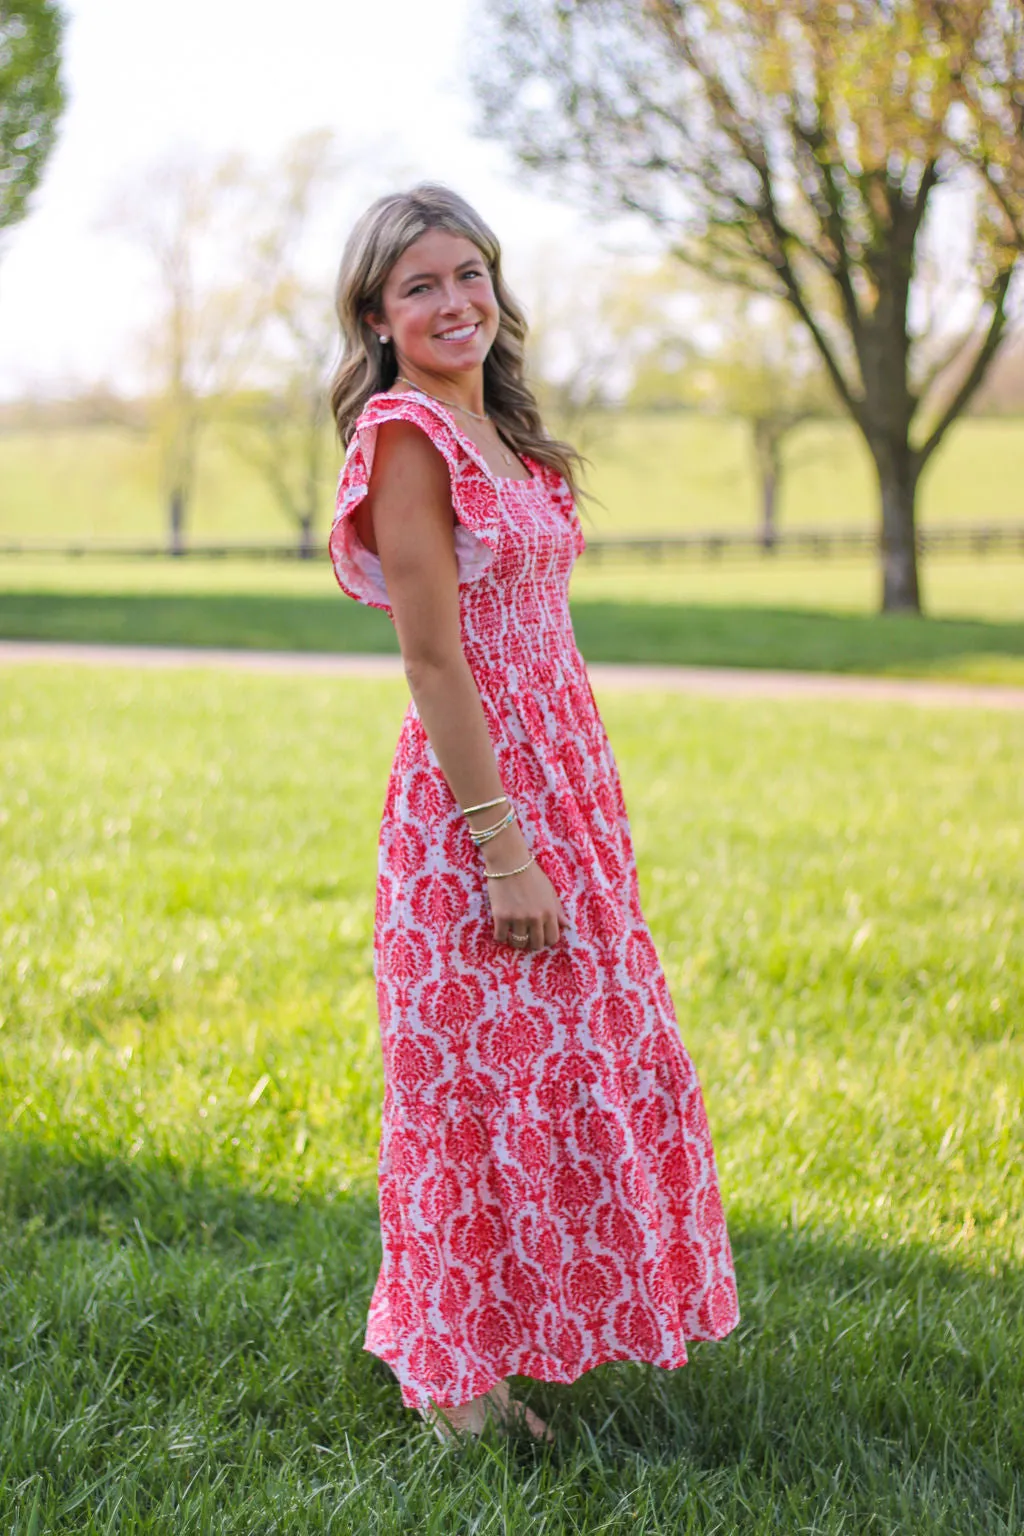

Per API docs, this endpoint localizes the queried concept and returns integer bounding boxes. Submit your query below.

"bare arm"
[361,419,569,951]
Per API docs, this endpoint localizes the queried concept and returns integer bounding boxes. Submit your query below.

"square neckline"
[381,387,536,487]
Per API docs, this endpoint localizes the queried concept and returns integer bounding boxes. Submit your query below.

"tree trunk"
[298,512,315,560]
[872,444,921,614]
[751,417,783,551]
[168,486,186,557]
[298,392,323,561]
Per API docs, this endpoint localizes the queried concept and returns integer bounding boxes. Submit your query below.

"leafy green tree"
[474,0,1024,613]
[0,0,65,239]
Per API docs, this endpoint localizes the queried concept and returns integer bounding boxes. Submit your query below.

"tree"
[474,0,1024,613]
[224,336,333,559]
[113,131,359,555]
[521,251,683,447]
[968,328,1024,411]
[0,0,64,244]
[110,154,266,553]
[221,131,343,558]
[632,286,839,546]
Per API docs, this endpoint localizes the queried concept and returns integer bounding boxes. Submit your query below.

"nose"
[438,280,468,314]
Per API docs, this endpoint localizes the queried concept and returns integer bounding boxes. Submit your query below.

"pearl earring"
[379,333,390,345]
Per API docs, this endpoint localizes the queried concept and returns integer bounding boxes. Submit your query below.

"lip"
[435,321,480,343]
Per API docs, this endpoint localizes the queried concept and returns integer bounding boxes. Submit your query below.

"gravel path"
[1,639,1021,710]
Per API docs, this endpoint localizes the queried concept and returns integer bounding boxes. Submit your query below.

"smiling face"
[372,228,500,381]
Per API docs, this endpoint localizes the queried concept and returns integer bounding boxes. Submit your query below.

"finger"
[542,913,560,949]
[528,918,545,953]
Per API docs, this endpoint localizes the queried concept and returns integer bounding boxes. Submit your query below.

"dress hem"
[363,1319,739,1411]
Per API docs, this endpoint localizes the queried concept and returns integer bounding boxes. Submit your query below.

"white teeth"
[438,324,476,341]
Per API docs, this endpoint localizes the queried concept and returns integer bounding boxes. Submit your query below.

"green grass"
[1,550,1022,623]
[3,408,1022,683]
[1,413,1022,542]
[571,555,1024,623]
[2,557,1023,682]
[1,666,1021,1533]
[584,414,1024,533]
[0,423,340,543]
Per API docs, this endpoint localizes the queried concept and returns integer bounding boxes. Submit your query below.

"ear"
[364,311,392,348]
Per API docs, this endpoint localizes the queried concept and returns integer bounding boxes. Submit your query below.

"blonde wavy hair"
[329,183,584,500]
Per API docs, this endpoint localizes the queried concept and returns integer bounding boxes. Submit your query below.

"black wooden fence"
[0,521,1022,563]
[578,522,1024,562]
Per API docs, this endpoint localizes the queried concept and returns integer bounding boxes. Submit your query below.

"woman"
[328,184,739,1442]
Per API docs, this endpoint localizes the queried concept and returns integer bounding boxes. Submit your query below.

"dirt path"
[1,639,1021,710]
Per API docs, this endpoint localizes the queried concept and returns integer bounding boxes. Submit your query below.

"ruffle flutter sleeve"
[328,393,503,616]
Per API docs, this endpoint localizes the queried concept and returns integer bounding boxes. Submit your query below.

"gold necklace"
[396,374,516,468]
[397,374,489,420]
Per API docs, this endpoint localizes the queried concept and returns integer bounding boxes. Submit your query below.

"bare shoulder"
[371,415,451,498]
[357,414,457,568]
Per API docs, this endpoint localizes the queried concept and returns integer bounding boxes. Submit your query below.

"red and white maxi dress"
[329,390,739,1410]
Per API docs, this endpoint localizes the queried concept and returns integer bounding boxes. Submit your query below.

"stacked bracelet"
[485,854,535,881]
[460,794,509,816]
[461,791,532,877]
[469,806,516,845]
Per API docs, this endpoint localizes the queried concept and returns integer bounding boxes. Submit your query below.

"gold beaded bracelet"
[485,854,535,880]
[470,807,516,845]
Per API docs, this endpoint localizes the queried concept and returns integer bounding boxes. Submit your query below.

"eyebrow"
[399,259,482,286]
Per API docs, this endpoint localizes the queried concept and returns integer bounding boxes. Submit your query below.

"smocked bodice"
[328,391,587,693]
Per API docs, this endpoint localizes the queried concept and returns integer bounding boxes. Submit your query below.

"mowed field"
[1,412,1023,541]
[2,551,1023,683]
[1,665,1021,1533]
[2,410,1023,683]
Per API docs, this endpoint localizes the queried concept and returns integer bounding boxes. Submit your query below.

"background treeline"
[2,401,1024,547]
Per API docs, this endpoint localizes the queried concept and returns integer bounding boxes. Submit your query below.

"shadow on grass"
[572,599,1024,677]
[0,588,400,656]
[2,589,1024,677]
[2,1135,1020,1532]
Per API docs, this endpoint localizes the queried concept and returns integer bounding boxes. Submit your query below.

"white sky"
[0,0,601,397]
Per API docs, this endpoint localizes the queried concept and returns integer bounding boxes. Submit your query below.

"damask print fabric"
[329,391,739,1409]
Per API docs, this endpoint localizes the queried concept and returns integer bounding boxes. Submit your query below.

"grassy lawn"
[1,551,1022,622]
[1,554,1022,682]
[1,666,1021,1533]
[1,414,1022,542]
[3,408,1022,684]
[583,413,1024,534]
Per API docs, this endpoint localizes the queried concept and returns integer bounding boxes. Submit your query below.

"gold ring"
[508,931,530,949]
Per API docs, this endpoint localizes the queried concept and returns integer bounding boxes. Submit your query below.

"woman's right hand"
[480,825,571,951]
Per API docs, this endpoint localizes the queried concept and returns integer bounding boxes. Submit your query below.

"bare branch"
[473,0,1024,610]
[916,264,1015,465]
